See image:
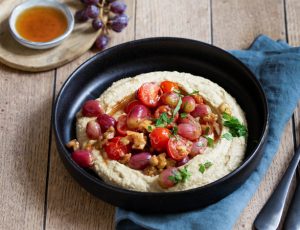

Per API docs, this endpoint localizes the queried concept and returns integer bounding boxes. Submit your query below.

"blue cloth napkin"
[115,35,300,230]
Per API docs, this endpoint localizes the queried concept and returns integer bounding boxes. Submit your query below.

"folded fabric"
[115,35,300,230]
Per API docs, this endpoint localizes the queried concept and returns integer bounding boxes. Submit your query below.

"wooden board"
[0,0,100,72]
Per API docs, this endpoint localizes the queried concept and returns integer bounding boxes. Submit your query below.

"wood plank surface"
[0,65,54,229]
[0,1,299,230]
[211,0,296,229]
[135,0,211,42]
[44,1,135,229]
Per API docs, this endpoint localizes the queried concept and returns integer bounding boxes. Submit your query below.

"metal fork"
[254,146,300,230]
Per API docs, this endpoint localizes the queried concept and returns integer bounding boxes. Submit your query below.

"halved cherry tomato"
[167,136,192,161]
[149,127,171,152]
[124,100,142,114]
[104,137,129,160]
[137,82,162,108]
[154,105,179,128]
[116,115,128,136]
[160,81,179,93]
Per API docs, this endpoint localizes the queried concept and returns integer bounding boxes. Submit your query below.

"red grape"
[110,1,127,14]
[97,114,116,132]
[190,137,208,157]
[75,9,89,22]
[109,14,128,32]
[177,123,201,141]
[82,100,104,117]
[128,152,151,170]
[86,5,99,18]
[158,167,178,188]
[190,104,211,118]
[86,120,102,139]
[95,35,109,50]
[92,18,103,30]
[71,150,93,168]
[127,104,150,129]
[181,96,196,113]
[160,92,180,108]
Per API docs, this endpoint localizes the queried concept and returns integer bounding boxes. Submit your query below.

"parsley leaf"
[171,126,178,135]
[173,88,181,94]
[222,113,248,137]
[168,166,191,184]
[173,97,182,118]
[180,113,187,118]
[205,136,214,147]
[147,126,153,132]
[199,161,213,174]
[222,132,233,140]
[155,112,173,127]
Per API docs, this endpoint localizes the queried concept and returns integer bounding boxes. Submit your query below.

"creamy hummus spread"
[74,71,247,192]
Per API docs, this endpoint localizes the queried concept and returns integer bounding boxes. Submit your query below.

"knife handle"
[254,147,300,230]
[283,173,300,230]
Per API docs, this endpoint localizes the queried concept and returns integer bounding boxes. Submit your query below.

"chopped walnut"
[192,94,204,104]
[166,158,176,168]
[202,113,218,123]
[219,103,232,115]
[138,119,155,132]
[121,131,147,150]
[83,140,97,151]
[143,165,159,176]
[149,155,159,166]
[118,153,132,164]
[66,139,80,151]
[103,126,116,140]
[157,153,167,169]
[201,124,213,135]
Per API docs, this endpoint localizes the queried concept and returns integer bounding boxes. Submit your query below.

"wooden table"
[1,0,300,229]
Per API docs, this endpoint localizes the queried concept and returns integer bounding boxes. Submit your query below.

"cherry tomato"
[167,136,192,161]
[116,114,128,136]
[124,100,142,114]
[149,127,171,152]
[137,82,162,108]
[104,137,128,160]
[160,81,179,93]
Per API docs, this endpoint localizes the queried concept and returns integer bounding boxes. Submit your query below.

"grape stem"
[97,0,109,35]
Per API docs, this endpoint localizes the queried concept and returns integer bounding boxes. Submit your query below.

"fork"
[254,146,300,230]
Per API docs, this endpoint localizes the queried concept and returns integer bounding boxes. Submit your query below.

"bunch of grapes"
[75,0,128,50]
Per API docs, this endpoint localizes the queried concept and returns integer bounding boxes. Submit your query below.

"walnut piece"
[66,139,80,151]
[218,103,232,115]
[121,131,147,150]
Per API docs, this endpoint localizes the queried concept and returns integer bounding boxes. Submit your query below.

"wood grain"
[211,0,296,229]
[212,0,285,49]
[0,64,54,229]
[135,0,211,42]
[0,0,101,72]
[44,1,135,229]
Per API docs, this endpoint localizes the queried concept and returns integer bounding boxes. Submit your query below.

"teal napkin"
[115,35,300,230]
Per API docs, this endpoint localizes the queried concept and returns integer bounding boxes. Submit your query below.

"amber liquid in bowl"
[15,6,68,42]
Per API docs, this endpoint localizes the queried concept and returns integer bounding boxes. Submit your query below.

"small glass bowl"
[9,0,74,49]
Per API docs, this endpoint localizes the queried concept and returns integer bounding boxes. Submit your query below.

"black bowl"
[53,37,269,213]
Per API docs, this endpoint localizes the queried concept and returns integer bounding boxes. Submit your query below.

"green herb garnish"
[222,132,233,140]
[199,161,213,174]
[180,113,187,118]
[168,166,191,184]
[171,126,178,135]
[155,112,173,127]
[205,136,214,147]
[222,113,248,137]
[173,97,182,118]
[173,88,181,94]
[147,126,153,132]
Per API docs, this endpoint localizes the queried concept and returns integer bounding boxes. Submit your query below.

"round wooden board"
[0,0,100,72]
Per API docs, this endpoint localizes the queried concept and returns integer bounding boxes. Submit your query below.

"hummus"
[75,71,247,192]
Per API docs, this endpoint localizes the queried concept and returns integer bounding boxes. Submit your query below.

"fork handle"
[283,172,300,230]
[254,146,300,230]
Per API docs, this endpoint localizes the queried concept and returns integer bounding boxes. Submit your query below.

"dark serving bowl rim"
[53,37,269,196]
